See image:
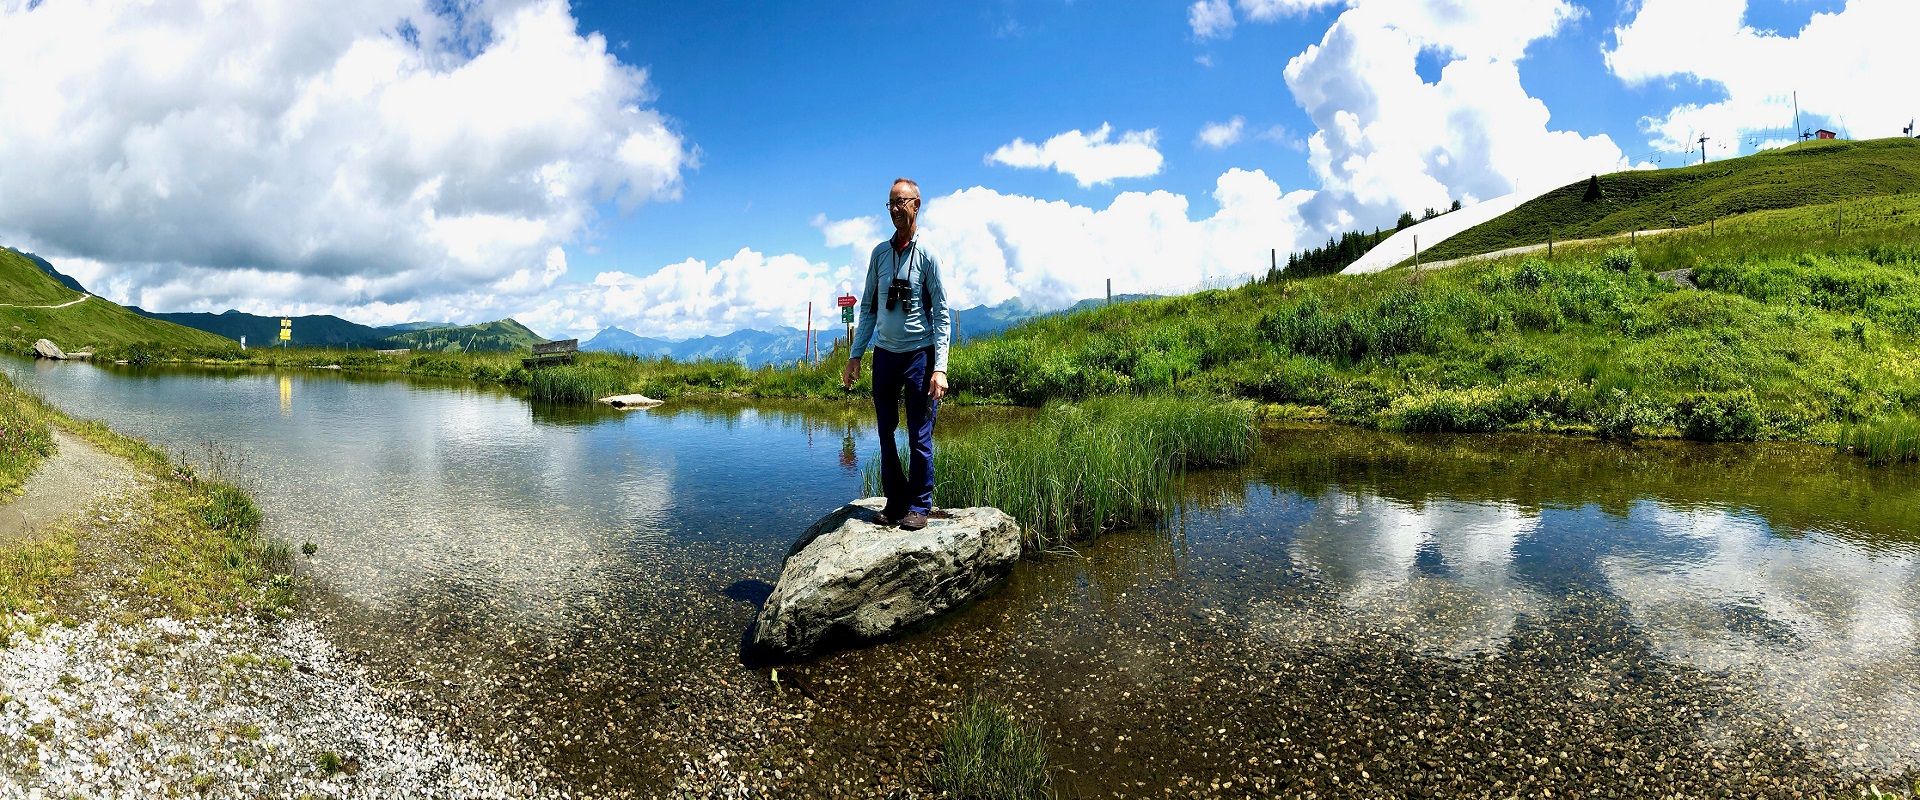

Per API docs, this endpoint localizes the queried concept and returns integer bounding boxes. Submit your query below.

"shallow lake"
[8,356,1920,796]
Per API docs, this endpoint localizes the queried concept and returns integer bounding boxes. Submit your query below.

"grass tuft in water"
[871,397,1257,550]
[929,698,1056,800]
[1840,416,1920,465]
[522,364,631,403]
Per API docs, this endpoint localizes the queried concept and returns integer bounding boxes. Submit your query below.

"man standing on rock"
[841,177,951,531]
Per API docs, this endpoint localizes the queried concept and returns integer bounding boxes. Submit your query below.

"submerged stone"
[745,497,1020,661]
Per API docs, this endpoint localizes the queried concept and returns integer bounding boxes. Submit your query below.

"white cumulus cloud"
[986,123,1165,188]
[1191,0,1345,38]
[1197,117,1247,149]
[1188,0,1236,40]
[526,168,1314,341]
[811,213,883,251]
[1605,0,1920,150]
[566,249,839,341]
[0,0,692,316]
[1281,0,1626,230]
[913,168,1312,312]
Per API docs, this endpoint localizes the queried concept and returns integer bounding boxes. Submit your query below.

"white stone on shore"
[598,394,663,408]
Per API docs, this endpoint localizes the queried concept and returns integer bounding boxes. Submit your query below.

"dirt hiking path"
[0,430,140,543]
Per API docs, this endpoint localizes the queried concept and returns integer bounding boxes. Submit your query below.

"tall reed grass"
[1840,416,1920,465]
[521,363,631,403]
[870,397,1257,550]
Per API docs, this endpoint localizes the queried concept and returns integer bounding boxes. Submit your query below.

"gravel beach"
[0,615,561,799]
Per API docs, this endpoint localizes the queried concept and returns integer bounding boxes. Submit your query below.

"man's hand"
[928,370,948,400]
[841,357,862,390]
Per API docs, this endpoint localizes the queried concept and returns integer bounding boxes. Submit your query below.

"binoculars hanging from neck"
[886,277,912,310]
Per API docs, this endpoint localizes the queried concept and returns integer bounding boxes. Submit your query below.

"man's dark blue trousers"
[871,345,937,516]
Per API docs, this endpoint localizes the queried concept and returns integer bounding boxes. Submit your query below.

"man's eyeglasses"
[886,197,920,209]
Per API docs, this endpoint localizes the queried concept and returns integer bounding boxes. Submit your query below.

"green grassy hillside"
[381,318,546,352]
[1420,137,1920,262]
[0,248,240,354]
[0,247,90,306]
[949,192,1920,444]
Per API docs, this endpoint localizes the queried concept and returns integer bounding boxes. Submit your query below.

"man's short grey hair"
[891,177,920,195]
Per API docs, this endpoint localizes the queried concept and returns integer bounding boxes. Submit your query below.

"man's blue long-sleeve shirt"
[850,236,950,372]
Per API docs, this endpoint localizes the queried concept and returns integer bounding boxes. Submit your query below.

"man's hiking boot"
[898,511,929,531]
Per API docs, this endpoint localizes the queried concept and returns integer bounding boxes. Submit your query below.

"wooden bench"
[523,338,578,368]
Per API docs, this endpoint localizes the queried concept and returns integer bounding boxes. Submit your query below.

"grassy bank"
[161,339,861,403]
[0,373,292,642]
[950,194,1920,453]
[0,379,56,497]
[870,397,1258,549]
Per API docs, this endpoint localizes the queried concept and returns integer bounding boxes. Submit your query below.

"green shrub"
[1676,390,1762,441]
[1325,377,1394,423]
[1381,382,1583,433]
[1594,393,1670,440]
[1258,290,1442,364]
[1601,246,1639,273]
[1248,357,1335,403]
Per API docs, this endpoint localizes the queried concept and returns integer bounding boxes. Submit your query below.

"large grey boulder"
[31,339,64,360]
[746,497,1020,661]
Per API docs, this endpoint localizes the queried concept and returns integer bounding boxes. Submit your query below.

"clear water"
[8,356,1920,796]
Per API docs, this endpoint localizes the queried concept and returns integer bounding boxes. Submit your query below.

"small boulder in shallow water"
[745,497,1020,661]
[32,339,65,359]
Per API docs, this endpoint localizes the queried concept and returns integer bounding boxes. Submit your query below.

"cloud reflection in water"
[1257,492,1542,658]
[1601,502,1920,772]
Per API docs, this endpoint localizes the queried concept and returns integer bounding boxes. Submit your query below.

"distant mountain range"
[15,243,1156,362]
[128,307,546,352]
[582,326,839,367]
[129,308,390,348]
[580,294,1160,368]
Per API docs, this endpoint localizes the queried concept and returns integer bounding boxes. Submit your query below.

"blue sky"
[562,0,1839,277]
[0,0,1906,340]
